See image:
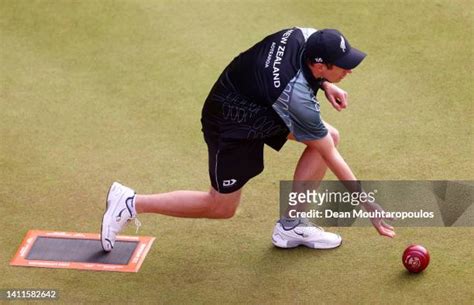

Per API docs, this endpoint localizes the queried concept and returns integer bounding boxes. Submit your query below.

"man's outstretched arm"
[302,135,396,238]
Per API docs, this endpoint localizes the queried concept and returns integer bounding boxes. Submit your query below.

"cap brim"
[333,47,367,70]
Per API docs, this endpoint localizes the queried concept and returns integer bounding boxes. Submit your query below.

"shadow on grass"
[259,244,343,266]
[267,244,342,254]
[395,269,428,283]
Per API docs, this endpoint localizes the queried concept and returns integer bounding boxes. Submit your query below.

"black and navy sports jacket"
[202,27,328,151]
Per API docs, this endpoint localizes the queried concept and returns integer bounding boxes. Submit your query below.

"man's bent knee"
[323,121,340,147]
[207,188,241,219]
[330,128,340,147]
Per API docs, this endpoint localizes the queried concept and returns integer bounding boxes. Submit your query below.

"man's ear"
[308,61,325,76]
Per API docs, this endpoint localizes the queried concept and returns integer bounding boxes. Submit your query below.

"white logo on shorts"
[223,179,237,187]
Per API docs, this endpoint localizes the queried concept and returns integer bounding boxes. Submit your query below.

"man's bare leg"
[101,184,241,251]
[291,121,340,183]
[284,122,340,215]
[135,188,242,219]
[272,122,343,249]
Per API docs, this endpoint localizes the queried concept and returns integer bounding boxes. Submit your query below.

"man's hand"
[361,201,396,238]
[322,81,348,111]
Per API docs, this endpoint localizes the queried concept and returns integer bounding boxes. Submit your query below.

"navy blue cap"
[304,29,366,70]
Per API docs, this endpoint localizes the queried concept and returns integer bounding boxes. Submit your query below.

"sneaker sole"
[100,182,116,252]
[272,234,342,249]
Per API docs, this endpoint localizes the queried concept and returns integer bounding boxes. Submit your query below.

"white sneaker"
[272,219,342,249]
[101,182,138,252]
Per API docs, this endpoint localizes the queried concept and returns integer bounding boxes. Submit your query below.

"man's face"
[321,64,352,83]
[309,62,352,83]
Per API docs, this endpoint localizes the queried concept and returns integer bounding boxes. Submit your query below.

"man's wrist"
[319,78,330,91]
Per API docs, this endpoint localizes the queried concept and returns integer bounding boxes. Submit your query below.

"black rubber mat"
[26,237,138,265]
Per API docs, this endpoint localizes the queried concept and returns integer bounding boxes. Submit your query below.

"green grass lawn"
[1,0,472,304]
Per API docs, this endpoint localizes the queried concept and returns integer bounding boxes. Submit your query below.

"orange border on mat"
[10,230,155,273]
